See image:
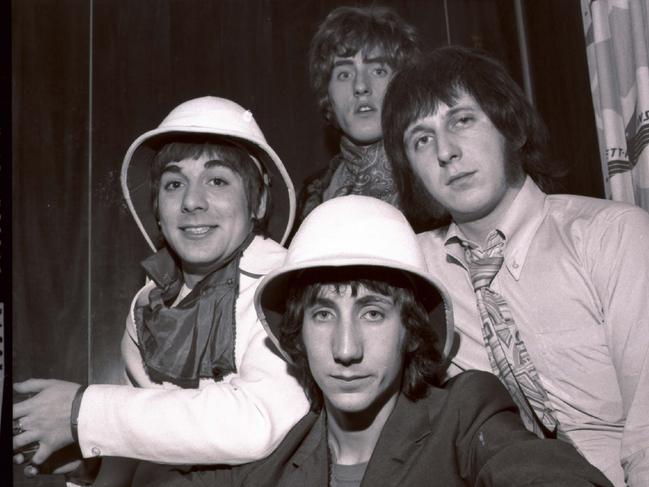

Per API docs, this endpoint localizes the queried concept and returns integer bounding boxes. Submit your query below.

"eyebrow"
[405,104,477,139]
[332,56,389,68]
[161,164,182,175]
[363,55,389,65]
[355,294,394,307]
[161,159,229,175]
[308,293,394,308]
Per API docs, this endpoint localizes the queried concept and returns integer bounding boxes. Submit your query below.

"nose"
[181,182,208,213]
[332,317,363,365]
[436,129,460,166]
[353,70,371,97]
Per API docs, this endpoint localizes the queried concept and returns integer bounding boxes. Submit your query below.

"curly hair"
[150,135,270,237]
[382,46,567,231]
[309,6,420,125]
[277,266,442,412]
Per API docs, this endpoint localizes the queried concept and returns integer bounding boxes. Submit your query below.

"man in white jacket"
[12,97,309,481]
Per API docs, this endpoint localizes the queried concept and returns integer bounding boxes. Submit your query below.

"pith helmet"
[255,195,454,363]
[121,96,296,250]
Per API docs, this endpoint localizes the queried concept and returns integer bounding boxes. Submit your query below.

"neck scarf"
[323,137,401,209]
[134,233,254,388]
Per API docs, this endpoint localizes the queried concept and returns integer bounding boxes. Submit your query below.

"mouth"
[331,374,370,382]
[447,171,476,186]
[179,225,217,237]
[355,104,375,115]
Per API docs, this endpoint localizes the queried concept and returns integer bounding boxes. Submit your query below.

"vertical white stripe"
[87,0,94,385]
[514,0,535,105]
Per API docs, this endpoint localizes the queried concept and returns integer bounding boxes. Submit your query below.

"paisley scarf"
[296,137,401,228]
[323,137,401,206]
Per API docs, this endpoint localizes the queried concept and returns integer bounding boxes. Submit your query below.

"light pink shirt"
[418,177,649,486]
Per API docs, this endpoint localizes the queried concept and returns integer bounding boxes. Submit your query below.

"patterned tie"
[463,231,558,438]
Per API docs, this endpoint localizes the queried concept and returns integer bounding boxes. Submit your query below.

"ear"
[254,187,268,220]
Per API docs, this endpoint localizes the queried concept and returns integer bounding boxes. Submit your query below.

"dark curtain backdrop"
[12,0,600,411]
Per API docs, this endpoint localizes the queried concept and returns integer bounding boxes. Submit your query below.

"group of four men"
[13,5,648,486]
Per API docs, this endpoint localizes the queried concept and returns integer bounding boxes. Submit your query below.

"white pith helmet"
[254,195,454,363]
[121,96,296,250]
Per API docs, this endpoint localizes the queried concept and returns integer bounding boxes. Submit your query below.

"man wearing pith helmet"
[151,195,611,487]
[13,96,308,484]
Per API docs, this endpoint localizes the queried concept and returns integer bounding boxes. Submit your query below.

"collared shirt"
[418,177,649,487]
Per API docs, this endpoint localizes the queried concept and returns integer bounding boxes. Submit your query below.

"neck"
[181,234,253,289]
[341,135,382,151]
[182,267,211,289]
[325,391,398,466]
[455,179,524,247]
[455,211,505,248]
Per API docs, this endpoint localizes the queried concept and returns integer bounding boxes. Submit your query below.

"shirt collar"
[444,176,547,280]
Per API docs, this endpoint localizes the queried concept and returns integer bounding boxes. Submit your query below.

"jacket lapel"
[280,412,330,487]
[360,391,444,486]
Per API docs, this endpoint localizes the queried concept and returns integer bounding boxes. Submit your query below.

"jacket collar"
[285,392,441,487]
[360,391,441,486]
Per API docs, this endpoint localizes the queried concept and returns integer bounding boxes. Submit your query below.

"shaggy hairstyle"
[309,5,420,125]
[278,266,443,412]
[382,46,567,231]
[151,135,270,237]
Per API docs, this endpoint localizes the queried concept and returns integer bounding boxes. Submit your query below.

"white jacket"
[77,236,309,464]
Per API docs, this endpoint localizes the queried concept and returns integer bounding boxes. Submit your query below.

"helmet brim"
[254,256,455,365]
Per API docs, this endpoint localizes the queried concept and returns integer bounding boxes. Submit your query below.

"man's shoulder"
[416,227,452,270]
[406,372,513,437]
[439,370,505,402]
[417,227,450,249]
[299,154,343,199]
[416,371,507,415]
[133,280,156,309]
[546,193,648,223]
[241,236,287,275]
[294,155,344,227]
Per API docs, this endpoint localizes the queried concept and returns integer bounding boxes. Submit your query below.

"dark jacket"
[154,371,612,487]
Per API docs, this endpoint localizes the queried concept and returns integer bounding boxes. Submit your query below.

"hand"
[13,379,81,466]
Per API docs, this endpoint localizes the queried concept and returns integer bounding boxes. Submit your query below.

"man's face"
[302,284,405,416]
[327,49,394,145]
[403,91,523,225]
[157,153,256,284]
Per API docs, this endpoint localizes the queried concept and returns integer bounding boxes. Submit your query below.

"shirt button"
[512,262,519,269]
[91,447,101,456]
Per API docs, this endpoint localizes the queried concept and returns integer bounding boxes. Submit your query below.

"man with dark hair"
[151,195,611,486]
[294,6,420,227]
[13,97,308,484]
[383,46,649,486]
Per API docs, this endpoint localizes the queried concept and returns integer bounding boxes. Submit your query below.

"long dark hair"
[383,46,567,231]
[278,266,442,412]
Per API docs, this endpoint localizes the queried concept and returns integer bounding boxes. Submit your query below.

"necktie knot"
[463,231,505,291]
